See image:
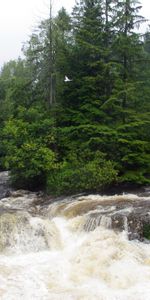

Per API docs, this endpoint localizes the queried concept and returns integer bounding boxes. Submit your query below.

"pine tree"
[108,0,150,184]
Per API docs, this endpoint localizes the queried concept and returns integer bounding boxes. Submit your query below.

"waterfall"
[84,215,102,231]
[0,191,150,299]
[0,212,61,254]
[0,215,150,300]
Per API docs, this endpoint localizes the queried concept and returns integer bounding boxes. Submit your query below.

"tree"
[106,0,150,184]
[111,0,145,119]
[0,0,149,191]
[2,106,56,188]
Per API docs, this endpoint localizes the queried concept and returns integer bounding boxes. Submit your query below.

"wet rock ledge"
[0,170,150,242]
[0,189,150,242]
[83,197,150,241]
[43,192,150,242]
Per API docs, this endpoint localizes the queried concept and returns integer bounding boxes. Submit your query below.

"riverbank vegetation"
[0,0,150,194]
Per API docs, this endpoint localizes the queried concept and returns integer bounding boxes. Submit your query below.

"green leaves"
[0,0,149,192]
[47,151,117,195]
[2,108,56,189]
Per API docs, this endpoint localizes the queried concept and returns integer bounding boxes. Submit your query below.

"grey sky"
[0,0,149,69]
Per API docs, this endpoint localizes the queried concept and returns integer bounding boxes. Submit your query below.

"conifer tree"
[0,0,149,190]
[107,0,150,184]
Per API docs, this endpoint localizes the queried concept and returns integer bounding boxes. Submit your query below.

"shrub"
[46,151,117,195]
[2,110,56,189]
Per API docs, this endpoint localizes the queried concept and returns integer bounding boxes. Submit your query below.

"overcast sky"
[0,0,149,69]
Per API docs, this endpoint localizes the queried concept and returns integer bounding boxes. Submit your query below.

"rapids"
[0,214,150,299]
[0,186,150,299]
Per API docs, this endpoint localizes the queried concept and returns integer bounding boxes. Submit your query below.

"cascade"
[0,187,150,299]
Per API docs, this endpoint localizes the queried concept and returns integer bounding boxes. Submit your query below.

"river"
[0,173,150,299]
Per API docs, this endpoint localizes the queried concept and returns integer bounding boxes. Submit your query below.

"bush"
[46,151,117,195]
[4,142,55,189]
[2,110,117,193]
[2,109,56,189]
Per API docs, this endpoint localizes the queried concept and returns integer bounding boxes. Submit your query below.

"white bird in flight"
[64,76,72,82]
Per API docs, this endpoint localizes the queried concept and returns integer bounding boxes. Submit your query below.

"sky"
[0,0,149,69]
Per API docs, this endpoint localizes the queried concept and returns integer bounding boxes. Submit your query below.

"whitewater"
[0,204,150,300]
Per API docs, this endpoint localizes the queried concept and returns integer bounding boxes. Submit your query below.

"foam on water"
[0,213,61,254]
[0,216,150,299]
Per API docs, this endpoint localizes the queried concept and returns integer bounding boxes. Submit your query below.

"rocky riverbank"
[0,171,150,242]
[0,189,149,242]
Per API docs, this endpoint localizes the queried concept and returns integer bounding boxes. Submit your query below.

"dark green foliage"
[0,1,149,194]
[47,151,117,195]
[143,224,150,240]
[2,107,56,189]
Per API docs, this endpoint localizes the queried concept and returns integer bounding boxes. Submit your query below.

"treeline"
[0,0,150,194]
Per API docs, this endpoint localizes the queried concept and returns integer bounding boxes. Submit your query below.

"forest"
[0,0,150,195]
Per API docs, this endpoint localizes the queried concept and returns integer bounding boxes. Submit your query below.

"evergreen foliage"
[0,0,149,194]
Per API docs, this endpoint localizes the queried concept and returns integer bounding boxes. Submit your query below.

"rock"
[82,197,150,241]
[0,171,11,199]
[6,190,31,197]
[0,176,150,243]
[0,188,46,214]
[45,193,150,241]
